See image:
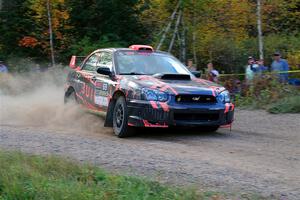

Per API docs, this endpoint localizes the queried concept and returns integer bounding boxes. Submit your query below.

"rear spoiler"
[69,55,86,69]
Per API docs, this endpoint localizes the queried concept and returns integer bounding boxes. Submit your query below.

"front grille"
[176,94,216,103]
[142,108,168,121]
[174,112,219,121]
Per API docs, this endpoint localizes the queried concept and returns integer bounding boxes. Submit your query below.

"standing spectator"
[255,59,268,78]
[186,59,196,71]
[245,56,258,83]
[271,52,289,82]
[256,59,268,73]
[0,61,8,73]
[207,62,219,83]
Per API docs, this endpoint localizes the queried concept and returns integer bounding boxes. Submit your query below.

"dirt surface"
[0,109,299,199]
[0,72,299,199]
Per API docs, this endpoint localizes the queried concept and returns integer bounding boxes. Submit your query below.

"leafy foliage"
[234,76,300,113]
[0,0,300,71]
[268,95,300,113]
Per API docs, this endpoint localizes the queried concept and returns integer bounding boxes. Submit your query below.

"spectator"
[271,52,289,82]
[186,59,196,71]
[0,61,8,73]
[254,59,268,78]
[245,56,258,83]
[207,62,219,83]
[256,59,268,73]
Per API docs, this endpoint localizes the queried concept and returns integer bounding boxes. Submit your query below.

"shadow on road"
[130,127,232,140]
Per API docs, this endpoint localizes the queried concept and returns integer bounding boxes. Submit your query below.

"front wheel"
[113,96,135,138]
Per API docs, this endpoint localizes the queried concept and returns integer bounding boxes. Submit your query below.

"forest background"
[0,0,300,73]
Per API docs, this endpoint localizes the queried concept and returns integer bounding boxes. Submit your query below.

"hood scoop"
[153,73,191,80]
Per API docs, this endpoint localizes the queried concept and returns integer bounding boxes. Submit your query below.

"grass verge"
[233,77,300,114]
[267,95,300,114]
[0,150,206,200]
[0,150,272,200]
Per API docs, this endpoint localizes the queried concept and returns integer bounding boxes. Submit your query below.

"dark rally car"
[64,45,234,137]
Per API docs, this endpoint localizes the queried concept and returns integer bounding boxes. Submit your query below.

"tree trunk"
[257,0,264,60]
[192,0,198,68]
[168,10,182,53]
[181,16,186,64]
[47,0,55,67]
[176,32,181,59]
[156,1,180,50]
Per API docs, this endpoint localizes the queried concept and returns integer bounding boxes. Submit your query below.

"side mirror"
[97,67,112,76]
[191,71,201,78]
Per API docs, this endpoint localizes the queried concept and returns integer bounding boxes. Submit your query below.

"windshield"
[115,51,190,75]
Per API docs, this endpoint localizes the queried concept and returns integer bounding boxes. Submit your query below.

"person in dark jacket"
[271,52,289,82]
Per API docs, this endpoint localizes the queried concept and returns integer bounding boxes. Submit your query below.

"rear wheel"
[113,96,135,137]
[64,89,77,104]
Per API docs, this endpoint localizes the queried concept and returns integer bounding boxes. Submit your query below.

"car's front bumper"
[127,100,234,128]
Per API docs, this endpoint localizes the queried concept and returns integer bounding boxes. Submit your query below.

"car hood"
[118,75,226,96]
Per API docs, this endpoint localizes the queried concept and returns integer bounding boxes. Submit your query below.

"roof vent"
[129,45,154,51]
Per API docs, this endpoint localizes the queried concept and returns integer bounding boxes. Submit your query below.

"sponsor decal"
[103,83,108,91]
[95,81,103,88]
[95,88,108,97]
[95,96,109,106]
[95,81,108,91]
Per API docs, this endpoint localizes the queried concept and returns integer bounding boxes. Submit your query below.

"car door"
[93,51,114,111]
[76,52,100,108]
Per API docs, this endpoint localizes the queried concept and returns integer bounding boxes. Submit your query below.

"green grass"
[0,151,202,200]
[267,95,300,114]
[0,151,272,200]
[233,78,300,114]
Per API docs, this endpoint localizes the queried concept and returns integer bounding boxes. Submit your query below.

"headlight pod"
[142,88,168,102]
[216,90,230,103]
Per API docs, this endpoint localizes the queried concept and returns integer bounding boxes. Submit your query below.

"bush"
[233,76,300,113]
[268,95,300,114]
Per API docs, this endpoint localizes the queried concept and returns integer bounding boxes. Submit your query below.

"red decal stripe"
[224,103,230,113]
[211,88,216,97]
[150,101,158,109]
[159,102,170,112]
[230,103,235,111]
[142,120,168,128]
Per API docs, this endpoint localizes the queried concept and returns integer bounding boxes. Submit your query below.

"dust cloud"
[0,67,106,134]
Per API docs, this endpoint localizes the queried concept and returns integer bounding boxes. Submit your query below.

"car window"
[82,53,100,71]
[115,51,190,75]
[97,52,113,70]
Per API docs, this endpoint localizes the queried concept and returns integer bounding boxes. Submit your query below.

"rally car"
[64,45,234,137]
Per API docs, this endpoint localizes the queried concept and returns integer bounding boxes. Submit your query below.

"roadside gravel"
[0,110,299,199]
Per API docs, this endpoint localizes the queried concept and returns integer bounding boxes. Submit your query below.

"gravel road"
[0,109,299,199]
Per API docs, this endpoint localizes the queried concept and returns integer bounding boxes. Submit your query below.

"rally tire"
[113,96,135,138]
[64,89,77,104]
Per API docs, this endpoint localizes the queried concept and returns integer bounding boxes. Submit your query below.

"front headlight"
[216,90,230,103]
[142,88,168,102]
